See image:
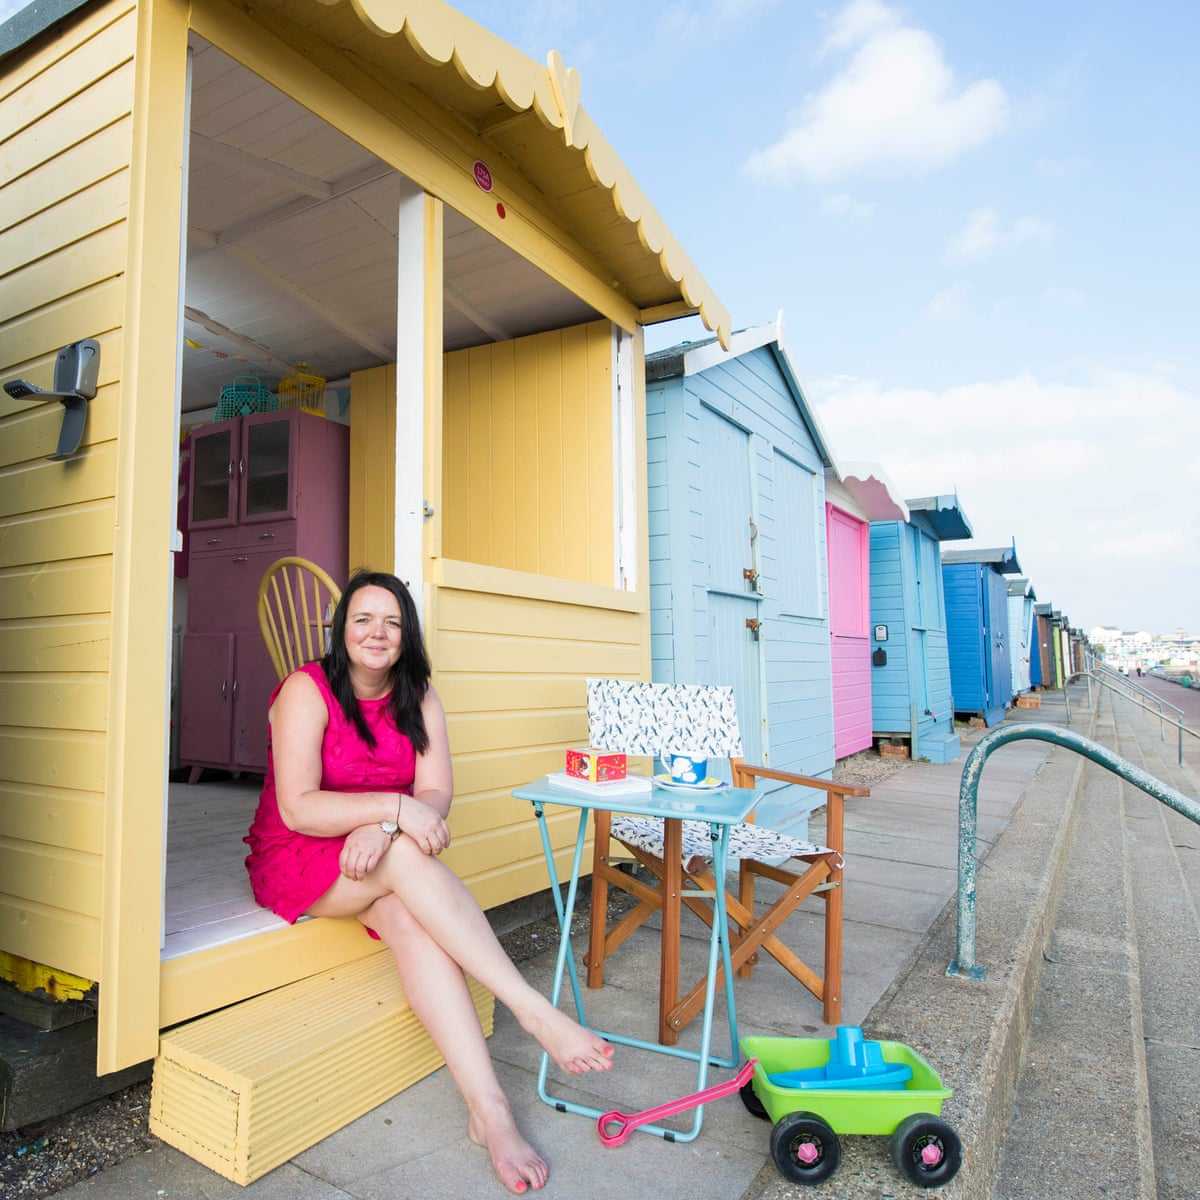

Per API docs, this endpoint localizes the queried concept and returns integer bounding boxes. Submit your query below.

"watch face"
[380,820,399,835]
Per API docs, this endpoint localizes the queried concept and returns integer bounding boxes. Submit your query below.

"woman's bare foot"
[520,1000,614,1075]
[468,1101,548,1194]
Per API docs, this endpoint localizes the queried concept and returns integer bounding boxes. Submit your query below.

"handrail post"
[948,723,1200,981]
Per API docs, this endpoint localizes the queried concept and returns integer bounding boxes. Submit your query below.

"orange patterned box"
[565,747,627,783]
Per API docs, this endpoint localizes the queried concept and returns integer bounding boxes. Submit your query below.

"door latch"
[745,617,761,640]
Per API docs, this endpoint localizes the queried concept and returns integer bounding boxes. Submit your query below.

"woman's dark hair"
[322,570,431,754]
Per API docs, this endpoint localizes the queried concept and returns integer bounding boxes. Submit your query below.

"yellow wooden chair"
[257,556,342,682]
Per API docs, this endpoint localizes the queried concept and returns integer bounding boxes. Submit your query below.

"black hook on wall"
[3,339,100,460]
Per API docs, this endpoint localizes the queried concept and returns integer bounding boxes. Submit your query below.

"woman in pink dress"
[246,571,612,1194]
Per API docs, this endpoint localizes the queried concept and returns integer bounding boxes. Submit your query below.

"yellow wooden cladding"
[97,0,189,1074]
[151,953,494,1185]
[433,582,645,910]
[443,320,615,586]
[348,364,396,574]
[0,0,135,996]
[0,950,95,1001]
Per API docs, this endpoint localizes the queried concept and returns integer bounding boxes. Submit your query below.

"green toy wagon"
[739,1030,962,1188]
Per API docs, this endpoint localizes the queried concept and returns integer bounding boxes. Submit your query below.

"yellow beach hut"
[0,0,729,1178]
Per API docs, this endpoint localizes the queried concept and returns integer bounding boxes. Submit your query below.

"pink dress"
[244,661,416,936]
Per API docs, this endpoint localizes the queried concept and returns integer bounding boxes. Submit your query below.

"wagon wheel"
[739,1079,768,1120]
[770,1111,841,1185]
[890,1114,962,1188]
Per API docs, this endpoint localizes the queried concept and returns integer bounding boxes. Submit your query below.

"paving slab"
[51,701,1061,1200]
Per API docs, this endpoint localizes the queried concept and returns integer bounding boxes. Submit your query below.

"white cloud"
[946,207,1053,263]
[746,3,1008,183]
[809,368,1200,629]
[822,192,876,219]
[821,0,898,54]
[925,283,969,320]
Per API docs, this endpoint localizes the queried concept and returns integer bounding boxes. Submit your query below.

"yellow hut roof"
[268,0,732,346]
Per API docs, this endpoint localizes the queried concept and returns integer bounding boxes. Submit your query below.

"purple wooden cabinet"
[179,410,349,778]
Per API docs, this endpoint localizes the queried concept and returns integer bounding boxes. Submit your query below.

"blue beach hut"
[869,494,973,764]
[941,544,1021,726]
[645,319,838,834]
[1006,577,1037,696]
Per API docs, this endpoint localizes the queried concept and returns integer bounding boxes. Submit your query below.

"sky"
[444,0,1200,634]
[4,0,1196,631]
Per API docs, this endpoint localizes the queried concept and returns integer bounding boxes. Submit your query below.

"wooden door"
[827,505,871,757]
[700,407,762,766]
[188,419,239,529]
[233,633,278,772]
[240,411,297,524]
[179,634,235,764]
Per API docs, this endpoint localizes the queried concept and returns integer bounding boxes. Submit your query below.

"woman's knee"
[359,893,422,941]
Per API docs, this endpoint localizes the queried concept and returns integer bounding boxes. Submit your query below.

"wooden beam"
[639,300,698,325]
[223,245,393,362]
[183,305,297,374]
[195,162,392,251]
[443,280,511,343]
[188,130,334,200]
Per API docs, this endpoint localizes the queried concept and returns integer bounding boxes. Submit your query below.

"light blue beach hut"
[645,319,839,833]
[869,495,973,763]
[1006,577,1037,696]
[941,544,1021,726]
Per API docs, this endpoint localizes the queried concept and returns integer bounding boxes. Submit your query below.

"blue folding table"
[513,776,759,1143]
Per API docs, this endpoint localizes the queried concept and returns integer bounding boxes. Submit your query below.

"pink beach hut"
[824,465,908,759]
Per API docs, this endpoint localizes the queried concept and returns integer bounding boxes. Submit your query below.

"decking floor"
[163,778,287,959]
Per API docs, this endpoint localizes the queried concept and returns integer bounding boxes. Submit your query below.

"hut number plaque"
[874,625,889,642]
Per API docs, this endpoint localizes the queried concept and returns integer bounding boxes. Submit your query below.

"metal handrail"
[1088,664,1168,740]
[1078,670,1199,766]
[948,722,1200,980]
[1094,661,1184,717]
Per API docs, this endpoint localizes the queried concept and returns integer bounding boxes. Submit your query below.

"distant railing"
[1077,667,1198,767]
[948,722,1200,980]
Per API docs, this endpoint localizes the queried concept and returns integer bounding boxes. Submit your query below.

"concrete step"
[993,697,1155,1199]
[1110,703,1200,1200]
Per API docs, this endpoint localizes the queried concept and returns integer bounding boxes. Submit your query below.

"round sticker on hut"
[472,160,494,192]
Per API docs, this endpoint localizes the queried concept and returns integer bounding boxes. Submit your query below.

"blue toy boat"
[768,1026,913,1091]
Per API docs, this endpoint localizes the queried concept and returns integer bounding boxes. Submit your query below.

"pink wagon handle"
[596,1059,759,1148]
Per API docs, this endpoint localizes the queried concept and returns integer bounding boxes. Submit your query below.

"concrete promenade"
[56,712,1063,1200]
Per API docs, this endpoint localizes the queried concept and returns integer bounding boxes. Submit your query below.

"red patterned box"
[565,747,627,783]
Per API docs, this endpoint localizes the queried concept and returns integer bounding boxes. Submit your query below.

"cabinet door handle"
[221,679,228,699]
[232,680,239,700]
[232,554,248,563]
[226,460,233,478]
[258,531,274,540]
[238,457,246,477]
[206,536,221,545]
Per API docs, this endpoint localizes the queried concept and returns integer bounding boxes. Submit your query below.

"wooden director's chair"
[581,679,868,1046]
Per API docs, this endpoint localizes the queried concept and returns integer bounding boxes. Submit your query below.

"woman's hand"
[398,796,451,856]
[339,824,393,880]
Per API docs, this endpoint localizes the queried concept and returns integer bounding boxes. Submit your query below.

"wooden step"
[150,950,494,1185]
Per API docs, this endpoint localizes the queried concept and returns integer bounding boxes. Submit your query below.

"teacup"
[658,750,708,787]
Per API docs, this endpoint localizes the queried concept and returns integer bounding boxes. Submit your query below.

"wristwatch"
[379,820,400,839]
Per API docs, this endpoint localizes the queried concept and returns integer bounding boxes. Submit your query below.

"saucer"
[653,773,725,793]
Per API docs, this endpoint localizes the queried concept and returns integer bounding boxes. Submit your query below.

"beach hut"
[646,319,845,832]
[1033,602,1056,688]
[1006,577,1036,696]
[0,0,731,1172]
[869,494,973,763]
[1052,610,1067,686]
[941,544,1020,726]
[825,463,908,759]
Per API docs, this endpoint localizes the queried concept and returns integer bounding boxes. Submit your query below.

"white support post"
[613,326,637,591]
[394,186,435,620]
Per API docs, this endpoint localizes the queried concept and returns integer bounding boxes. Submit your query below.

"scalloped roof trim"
[331,0,732,346]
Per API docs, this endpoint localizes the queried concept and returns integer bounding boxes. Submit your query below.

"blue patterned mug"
[659,750,708,786]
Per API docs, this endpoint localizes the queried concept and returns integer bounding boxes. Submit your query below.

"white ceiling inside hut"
[182,37,600,412]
